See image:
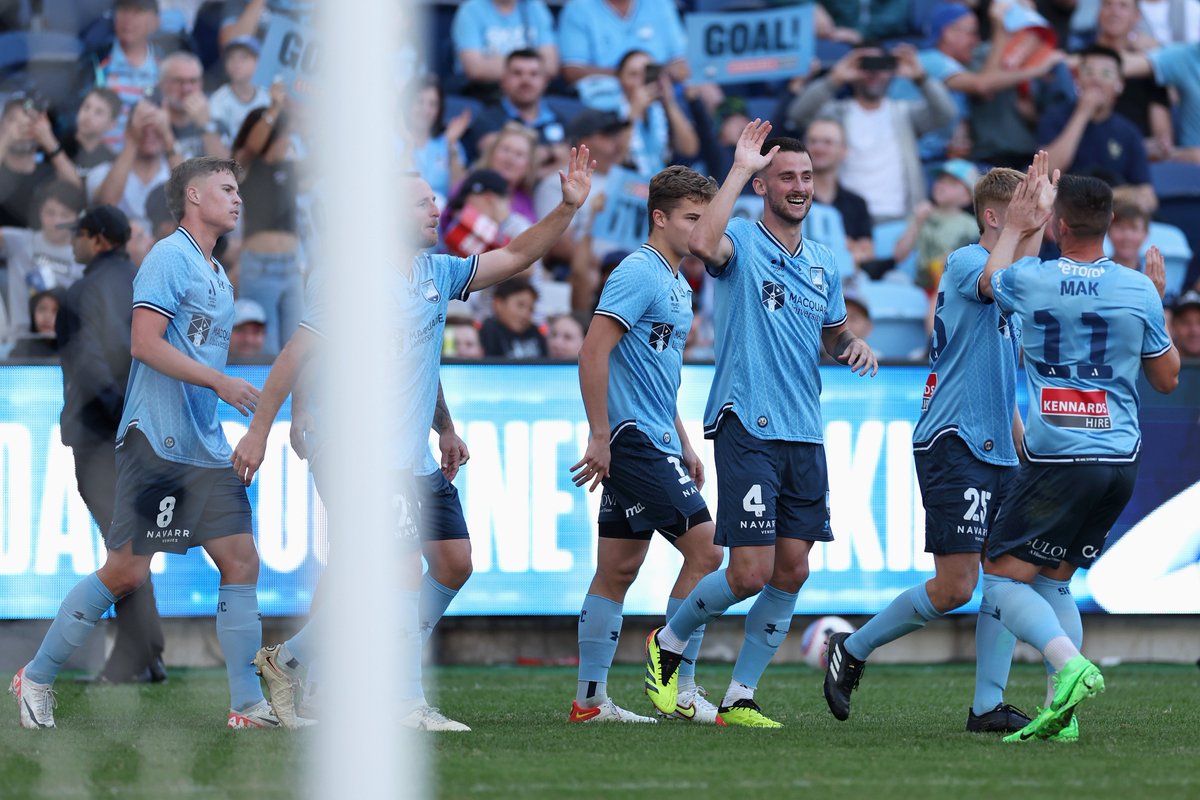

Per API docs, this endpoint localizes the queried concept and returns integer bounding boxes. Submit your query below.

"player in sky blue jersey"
[824,165,1046,732]
[975,171,1179,742]
[568,166,722,725]
[230,152,594,730]
[11,157,279,730]
[643,121,878,729]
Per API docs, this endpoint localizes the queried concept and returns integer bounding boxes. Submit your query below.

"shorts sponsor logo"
[1040,388,1111,430]
[1028,538,1068,560]
[1081,544,1101,560]
[624,502,645,519]
[762,280,785,312]
[649,322,674,353]
[600,493,616,510]
[922,373,937,411]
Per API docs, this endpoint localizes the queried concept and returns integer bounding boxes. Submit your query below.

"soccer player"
[10,157,275,729]
[644,121,878,728]
[979,170,1179,742]
[568,166,723,725]
[824,160,1048,732]
[231,151,594,729]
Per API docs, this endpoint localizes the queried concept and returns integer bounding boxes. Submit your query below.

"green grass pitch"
[1,664,1197,799]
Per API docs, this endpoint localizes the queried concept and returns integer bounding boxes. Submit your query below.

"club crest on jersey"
[649,322,674,352]
[187,314,212,346]
[421,279,440,303]
[1040,388,1111,429]
[810,267,825,289]
[761,280,785,312]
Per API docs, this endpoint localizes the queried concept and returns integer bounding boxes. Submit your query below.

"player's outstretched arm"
[470,145,594,292]
[231,326,318,484]
[434,381,470,481]
[570,315,624,492]
[131,307,260,415]
[689,118,778,268]
[822,322,878,377]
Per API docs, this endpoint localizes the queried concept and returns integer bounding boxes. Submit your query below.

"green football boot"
[716,699,783,728]
[644,627,682,715]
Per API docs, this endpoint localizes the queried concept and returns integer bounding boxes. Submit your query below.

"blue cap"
[225,36,261,57]
[927,3,973,46]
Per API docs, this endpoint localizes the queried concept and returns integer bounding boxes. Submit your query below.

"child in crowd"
[895,159,981,291]
[480,277,546,358]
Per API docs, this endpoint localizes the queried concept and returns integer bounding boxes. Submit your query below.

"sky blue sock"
[972,594,1017,715]
[845,583,941,661]
[731,584,799,689]
[420,573,459,644]
[284,610,318,667]
[666,596,704,681]
[25,573,116,685]
[1033,575,1082,678]
[666,569,738,642]
[981,574,1064,652]
[400,590,424,706]
[216,584,264,712]
[577,594,623,687]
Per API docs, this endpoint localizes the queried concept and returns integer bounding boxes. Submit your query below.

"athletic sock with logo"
[1033,575,1083,705]
[666,596,704,693]
[419,573,459,643]
[972,594,1017,715]
[25,573,117,684]
[216,584,265,711]
[981,574,1075,665]
[730,584,799,692]
[844,583,941,661]
[665,569,738,646]
[576,594,623,707]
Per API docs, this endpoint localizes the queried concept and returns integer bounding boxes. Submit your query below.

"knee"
[99,566,149,599]
[725,567,767,599]
[928,575,977,612]
[438,543,474,589]
[689,545,724,576]
[599,558,642,592]
[219,550,260,585]
[771,560,809,594]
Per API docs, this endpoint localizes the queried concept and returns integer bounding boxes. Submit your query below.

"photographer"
[158,52,231,160]
[615,50,699,177]
[0,96,81,227]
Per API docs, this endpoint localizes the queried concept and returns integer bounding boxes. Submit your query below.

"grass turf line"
[0,664,1196,799]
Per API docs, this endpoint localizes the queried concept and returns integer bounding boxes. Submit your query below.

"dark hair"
[30,180,86,228]
[1079,44,1123,66]
[28,288,61,334]
[408,74,446,137]
[84,87,122,120]
[232,106,289,157]
[647,165,717,227]
[1054,174,1114,239]
[493,276,538,301]
[762,136,807,157]
[165,156,243,221]
[505,48,542,67]
[616,49,651,74]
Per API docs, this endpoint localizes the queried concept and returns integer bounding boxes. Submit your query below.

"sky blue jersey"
[594,244,693,455]
[119,227,237,467]
[704,217,847,443]
[914,243,1022,465]
[991,256,1172,463]
[298,254,477,475]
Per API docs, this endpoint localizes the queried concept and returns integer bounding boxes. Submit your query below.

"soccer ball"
[800,616,855,670]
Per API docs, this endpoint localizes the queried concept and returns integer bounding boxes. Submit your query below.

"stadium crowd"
[0,0,1199,362]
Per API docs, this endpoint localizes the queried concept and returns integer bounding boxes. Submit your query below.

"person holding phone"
[615,50,699,177]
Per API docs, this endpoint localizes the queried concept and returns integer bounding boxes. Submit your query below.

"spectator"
[219,0,309,47]
[481,276,547,357]
[842,283,873,342]
[229,298,267,361]
[443,168,514,259]
[2,181,86,344]
[558,0,689,87]
[1091,0,1175,160]
[1171,291,1200,357]
[894,159,980,290]
[1039,45,1154,208]
[546,312,585,359]
[63,88,121,186]
[805,116,875,268]
[1137,0,1200,44]
[1109,192,1151,270]
[93,0,162,150]
[466,49,571,159]
[786,45,957,222]
[445,319,485,358]
[614,50,699,176]
[143,182,176,241]
[158,52,231,159]
[818,0,911,42]
[232,82,303,356]
[209,37,270,140]
[1122,43,1200,161]
[9,290,61,358]
[402,75,470,207]
[89,99,183,228]
[475,122,539,222]
[451,0,560,86]
[0,97,80,227]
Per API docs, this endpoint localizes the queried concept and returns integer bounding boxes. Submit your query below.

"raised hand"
[445,107,472,144]
[1030,149,1059,216]
[892,44,925,81]
[1144,246,1167,300]
[559,145,595,208]
[732,118,778,174]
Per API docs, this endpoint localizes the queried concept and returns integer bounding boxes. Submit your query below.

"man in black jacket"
[58,204,165,683]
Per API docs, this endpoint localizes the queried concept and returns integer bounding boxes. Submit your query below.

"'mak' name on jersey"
[594,244,693,454]
[119,227,236,467]
[915,243,1022,466]
[704,217,846,443]
[991,256,1172,463]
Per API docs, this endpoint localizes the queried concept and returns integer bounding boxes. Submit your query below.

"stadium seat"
[1150,160,1200,199]
[862,277,930,360]
[872,218,907,261]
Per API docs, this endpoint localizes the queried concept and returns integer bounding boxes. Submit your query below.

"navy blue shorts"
[987,460,1138,569]
[108,428,253,555]
[914,432,1013,555]
[598,428,710,542]
[713,414,832,547]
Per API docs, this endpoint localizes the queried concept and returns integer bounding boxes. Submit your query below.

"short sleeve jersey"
[451,0,557,74]
[119,228,237,467]
[1150,43,1200,147]
[594,244,693,454]
[1036,106,1151,186]
[914,243,1022,465]
[559,0,686,70]
[704,217,847,443]
[991,256,1172,462]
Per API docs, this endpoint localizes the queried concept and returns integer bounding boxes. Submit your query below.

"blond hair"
[477,122,539,194]
[972,167,1025,235]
